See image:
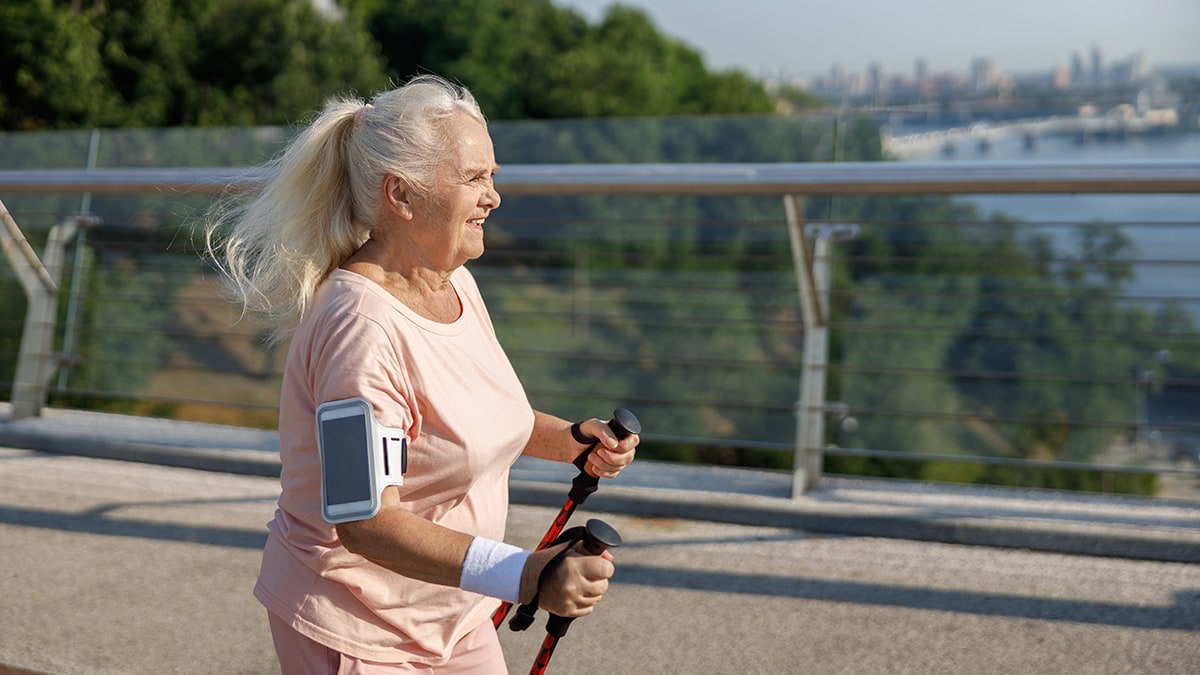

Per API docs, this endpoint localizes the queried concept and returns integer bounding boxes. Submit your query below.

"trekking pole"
[493,408,640,628]
[528,519,622,675]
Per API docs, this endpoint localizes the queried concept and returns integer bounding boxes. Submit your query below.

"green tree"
[774,83,829,112]
[2,0,782,129]
[0,0,119,130]
[188,0,389,125]
[367,0,588,120]
[0,0,390,130]
[366,0,773,119]
[92,0,197,127]
[58,250,180,413]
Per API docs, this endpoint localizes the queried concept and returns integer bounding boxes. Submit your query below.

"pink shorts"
[267,612,506,674]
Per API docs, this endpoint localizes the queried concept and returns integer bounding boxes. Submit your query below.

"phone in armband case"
[315,397,407,524]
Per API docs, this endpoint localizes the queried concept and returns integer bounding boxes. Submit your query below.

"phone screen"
[321,414,372,506]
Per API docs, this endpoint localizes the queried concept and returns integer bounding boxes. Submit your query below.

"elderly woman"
[205,75,637,673]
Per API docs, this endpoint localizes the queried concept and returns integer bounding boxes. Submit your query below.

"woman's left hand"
[575,417,638,479]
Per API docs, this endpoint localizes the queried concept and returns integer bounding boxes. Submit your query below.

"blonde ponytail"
[204,75,485,344]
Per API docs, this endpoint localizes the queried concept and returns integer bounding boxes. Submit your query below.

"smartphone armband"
[315,397,408,524]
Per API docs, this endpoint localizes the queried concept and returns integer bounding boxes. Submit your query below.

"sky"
[557,0,1200,78]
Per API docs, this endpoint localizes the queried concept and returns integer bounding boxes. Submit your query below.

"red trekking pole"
[493,408,640,628]
[526,519,623,675]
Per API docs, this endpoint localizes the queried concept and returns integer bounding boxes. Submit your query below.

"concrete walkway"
[2,405,1200,564]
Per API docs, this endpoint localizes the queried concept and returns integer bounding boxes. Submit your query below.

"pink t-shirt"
[254,266,535,665]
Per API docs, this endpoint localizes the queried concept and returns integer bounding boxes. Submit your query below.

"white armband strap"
[315,398,408,524]
[459,537,530,603]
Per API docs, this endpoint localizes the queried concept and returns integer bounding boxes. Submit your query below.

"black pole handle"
[579,518,622,554]
[509,519,622,632]
[569,408,641,503]
[543,519,622,639]
[572,408,641,471]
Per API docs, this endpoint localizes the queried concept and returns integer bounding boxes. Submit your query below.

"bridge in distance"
[883,108,1181,158]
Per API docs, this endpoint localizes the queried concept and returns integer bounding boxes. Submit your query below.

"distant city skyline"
[558,0,1199,77]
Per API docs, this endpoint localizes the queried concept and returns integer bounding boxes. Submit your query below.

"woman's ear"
[383,174,414,220]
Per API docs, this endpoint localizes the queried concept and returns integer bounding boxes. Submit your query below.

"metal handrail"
[2,159,1200,196]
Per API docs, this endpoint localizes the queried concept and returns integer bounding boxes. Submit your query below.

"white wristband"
[459,537,531,603]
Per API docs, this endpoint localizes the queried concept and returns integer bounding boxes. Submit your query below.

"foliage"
[0,0,389,130]
[0,277,23,400]
[187,0,389,125]
[49,248,182,413]
[0,0,118,130]
[365,0,774,120]
[774,83,829,113]
[0,0,776,130]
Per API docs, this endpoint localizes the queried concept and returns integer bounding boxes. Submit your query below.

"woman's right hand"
[520,542,614,617]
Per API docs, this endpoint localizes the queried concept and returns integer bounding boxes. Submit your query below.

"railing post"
[57,128,101,393]
[1,201,93,420]
[784,195,822,496]
[785,194,858,497]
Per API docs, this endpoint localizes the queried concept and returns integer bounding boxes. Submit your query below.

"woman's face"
[406,112,501,270]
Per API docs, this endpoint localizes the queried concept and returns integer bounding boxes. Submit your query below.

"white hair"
[204,75,486,344]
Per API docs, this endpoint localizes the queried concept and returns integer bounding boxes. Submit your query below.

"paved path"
[2,448,1199,675]
[3,405,1200,565]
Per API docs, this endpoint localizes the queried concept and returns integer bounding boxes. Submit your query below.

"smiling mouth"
[468,218,485,228]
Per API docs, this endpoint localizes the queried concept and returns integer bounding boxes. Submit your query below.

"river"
[895,128,1200,310]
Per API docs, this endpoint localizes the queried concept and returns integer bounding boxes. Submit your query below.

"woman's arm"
[336,485,613,616]
[336,486,473,586]
[521,410,639,479]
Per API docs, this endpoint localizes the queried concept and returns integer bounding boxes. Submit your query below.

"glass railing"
[2,119,1199,498]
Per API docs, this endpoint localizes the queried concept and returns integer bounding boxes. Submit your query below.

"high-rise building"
[1130,50,1148,79]
[970,57,994,93]
[1053,65,1070,90]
